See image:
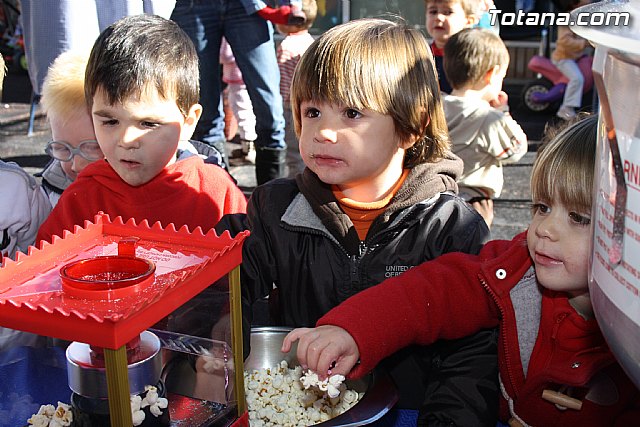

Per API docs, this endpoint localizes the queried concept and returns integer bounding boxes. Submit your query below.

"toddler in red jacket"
[284,114,640,426]
[36,15,247,245]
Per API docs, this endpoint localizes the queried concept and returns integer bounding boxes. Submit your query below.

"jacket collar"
[291,154,464,254]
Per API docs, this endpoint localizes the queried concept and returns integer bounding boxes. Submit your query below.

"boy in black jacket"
[218,18,497,426]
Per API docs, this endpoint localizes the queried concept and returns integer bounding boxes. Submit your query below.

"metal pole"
[104,345,133,427]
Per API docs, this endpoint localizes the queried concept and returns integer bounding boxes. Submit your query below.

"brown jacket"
[552,26,588,61]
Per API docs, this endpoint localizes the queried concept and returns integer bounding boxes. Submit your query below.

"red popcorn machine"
[0,213,250,426]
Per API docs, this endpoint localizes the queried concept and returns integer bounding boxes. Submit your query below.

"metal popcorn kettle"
[571,0,640,389]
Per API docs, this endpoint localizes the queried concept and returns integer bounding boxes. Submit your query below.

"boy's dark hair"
[443,28,509,90]
[85,14,199,117]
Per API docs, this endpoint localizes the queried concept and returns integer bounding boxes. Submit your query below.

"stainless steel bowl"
[245,326,398,426]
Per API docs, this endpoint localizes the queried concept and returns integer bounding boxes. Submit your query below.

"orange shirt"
[332,169,409,240]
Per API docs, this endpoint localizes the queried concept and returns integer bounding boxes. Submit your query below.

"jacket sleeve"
[318,245,502,426]
[318,248,500,375]
[423,195,490,257]
[0,162,52,259]
[483,111,528,164]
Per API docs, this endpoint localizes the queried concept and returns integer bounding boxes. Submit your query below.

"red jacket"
[319,232,640,426]
[36,156,247,245]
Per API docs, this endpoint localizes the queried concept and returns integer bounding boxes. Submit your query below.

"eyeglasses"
[45,140,103,162]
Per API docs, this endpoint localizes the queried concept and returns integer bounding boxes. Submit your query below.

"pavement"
[0,71,557,242]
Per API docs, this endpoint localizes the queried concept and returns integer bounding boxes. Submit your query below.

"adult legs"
[171,0,228,168]
[224,3,286,184]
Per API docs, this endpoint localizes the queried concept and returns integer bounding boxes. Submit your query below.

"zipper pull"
[551,313,568,340]
[358,241,366,258]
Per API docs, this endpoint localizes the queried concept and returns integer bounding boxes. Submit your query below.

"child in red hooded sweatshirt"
[36,15,246,245]
[284,114,640,426]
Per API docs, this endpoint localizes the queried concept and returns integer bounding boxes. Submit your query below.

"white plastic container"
[571,0,640,389]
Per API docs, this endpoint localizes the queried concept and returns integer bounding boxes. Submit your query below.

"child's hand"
[282,326,360,379]
[489,91,509,110]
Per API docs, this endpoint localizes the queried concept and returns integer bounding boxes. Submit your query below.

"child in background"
[36,15,247,246]
[0,159,51,262]
[275,0,317,177]
[552,0,590,120]
[220,37,257,165]
[0,55,50,262]
[219,18,498,425]
[0,159,51,351]
[39,50,102,207]
[425,0,480,93]
[0,56,51,350]
[284,114,640,426]
[443,29,527,227]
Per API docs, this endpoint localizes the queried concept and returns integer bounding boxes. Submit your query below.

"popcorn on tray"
[27,402,72,427]
[27,384,168,427]
[244,360,363,426]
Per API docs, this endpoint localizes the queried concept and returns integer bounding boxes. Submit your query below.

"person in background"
[19,0,174,104]
[552,0,591,120]
[171,0,300,184]
[0,56,52,350]
[220,37,257,165]
[218,18,498,426]
[475,0,499,33]
[443,29,527,227]
[0,159,52,351]
[276,0,318,178]
[284,114,640,427]
[39,50,102,207]
[424,0,480,93]
[36,15,247,246]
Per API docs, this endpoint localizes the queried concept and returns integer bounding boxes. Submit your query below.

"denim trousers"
[552,58,585,109]
[171,0,285,149]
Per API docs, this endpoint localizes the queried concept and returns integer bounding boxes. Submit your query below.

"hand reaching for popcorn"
[282,325,360,380]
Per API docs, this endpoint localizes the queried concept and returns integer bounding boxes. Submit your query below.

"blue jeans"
[171,0,285,149]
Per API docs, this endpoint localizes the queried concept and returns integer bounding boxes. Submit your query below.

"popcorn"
[133,385,168,425]
[28,385,167,427]
[27,402,72,427]
[300,371,347,399]
[244,360,362,426]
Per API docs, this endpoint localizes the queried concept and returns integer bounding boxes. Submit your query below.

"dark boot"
[255,146,286,185]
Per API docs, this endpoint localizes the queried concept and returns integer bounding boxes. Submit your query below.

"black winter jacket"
[218,155,498,426]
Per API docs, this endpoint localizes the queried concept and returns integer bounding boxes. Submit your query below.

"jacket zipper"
[481,275,518,394]
[350,241,368,287]
[551,313,567,340]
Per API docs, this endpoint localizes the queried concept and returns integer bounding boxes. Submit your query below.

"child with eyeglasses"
[40,50,227,208]
[39,50,102,207]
